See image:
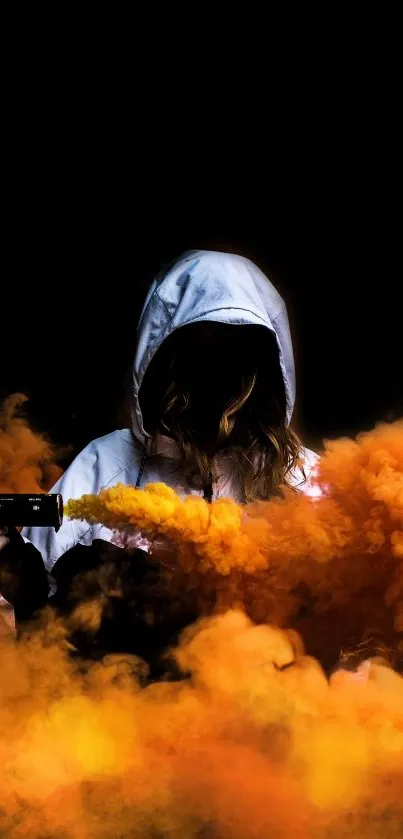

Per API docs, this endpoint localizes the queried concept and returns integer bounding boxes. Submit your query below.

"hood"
[132,250,296,443]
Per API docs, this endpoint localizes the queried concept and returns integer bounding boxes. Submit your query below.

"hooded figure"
[1,251,319,661]
[22,249,318,579]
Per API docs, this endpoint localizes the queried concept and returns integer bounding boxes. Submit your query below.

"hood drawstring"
[135,442,148,489]
[203,470,214,503]
[203,483,213,503]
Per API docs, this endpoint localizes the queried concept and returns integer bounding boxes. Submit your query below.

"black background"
[1,89,401,465]
[1,181,403,466]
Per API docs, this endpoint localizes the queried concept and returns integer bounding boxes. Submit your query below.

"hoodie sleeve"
[22,430,142,580]
[21,441,103,575]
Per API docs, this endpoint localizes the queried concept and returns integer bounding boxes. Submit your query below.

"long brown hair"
[139,325,305,502]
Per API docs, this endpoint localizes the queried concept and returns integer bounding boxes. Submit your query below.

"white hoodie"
[23,250,319,586]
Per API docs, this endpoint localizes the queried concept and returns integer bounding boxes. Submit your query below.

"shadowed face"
[173,322,269,406]
[140,322,284,445]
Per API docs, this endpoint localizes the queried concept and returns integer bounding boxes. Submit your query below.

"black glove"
[0,527,49,625]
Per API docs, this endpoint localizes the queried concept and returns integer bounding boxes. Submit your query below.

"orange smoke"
[1,418,403,836]
[0,607,402,837]
[67,420,403,671]
[0,393,62,492]
[66,420,403,569]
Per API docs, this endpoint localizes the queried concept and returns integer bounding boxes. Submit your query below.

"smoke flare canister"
[0,494,63,531]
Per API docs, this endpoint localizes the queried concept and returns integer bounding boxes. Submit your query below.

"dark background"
[1,144,401,466]
[1,2,401,469]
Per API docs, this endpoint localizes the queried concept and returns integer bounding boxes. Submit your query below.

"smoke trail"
[67,420,403,672]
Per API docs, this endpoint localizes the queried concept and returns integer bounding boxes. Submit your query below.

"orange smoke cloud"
[1,418,403,836]
[0,608,402,837]
[67,420,403,671]
[0,393,63,492]
[66,420,403,569]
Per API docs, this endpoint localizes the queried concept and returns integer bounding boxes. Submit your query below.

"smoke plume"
[0,418,402,835]
[67,420,403,672]
[0,393,62,492]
